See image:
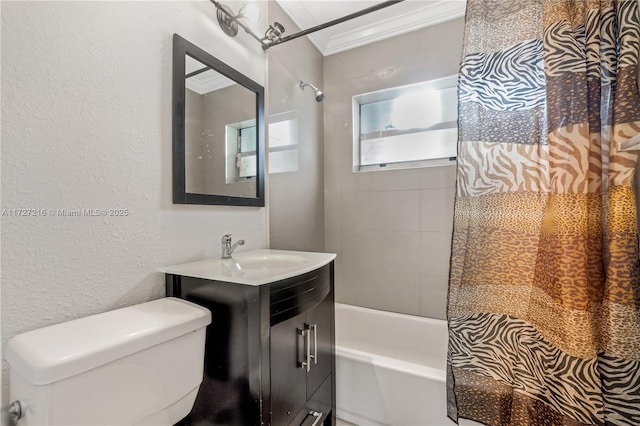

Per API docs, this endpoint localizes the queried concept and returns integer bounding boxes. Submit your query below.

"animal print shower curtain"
[447,0,640,425]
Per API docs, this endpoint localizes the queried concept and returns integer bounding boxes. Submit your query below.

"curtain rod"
[263,0,405,50]
[210,0,405,50]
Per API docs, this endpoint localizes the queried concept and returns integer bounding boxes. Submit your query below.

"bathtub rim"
[335,345,446,382]
[334,302,448,329]
[334,302,447,382]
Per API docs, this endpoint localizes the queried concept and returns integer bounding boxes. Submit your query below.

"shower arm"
[210,0,405,51]
[300,82,318,91]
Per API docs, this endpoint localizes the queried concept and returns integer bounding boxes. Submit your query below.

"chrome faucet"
[221,234,245,259]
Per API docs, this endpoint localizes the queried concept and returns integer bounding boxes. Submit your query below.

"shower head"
[299,81,325,102]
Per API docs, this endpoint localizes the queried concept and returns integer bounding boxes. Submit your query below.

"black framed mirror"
[173,34,265,206]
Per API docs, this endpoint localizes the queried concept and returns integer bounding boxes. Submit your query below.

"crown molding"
[186,72,236,95]
[324,1,466,56]
[274,0,329,54]
[275,1,466,57]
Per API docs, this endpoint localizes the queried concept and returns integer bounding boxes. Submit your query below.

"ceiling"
[185,56,236,95]
[274,0,467,56]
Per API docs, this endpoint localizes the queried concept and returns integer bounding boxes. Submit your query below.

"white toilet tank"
[6,297,211,426]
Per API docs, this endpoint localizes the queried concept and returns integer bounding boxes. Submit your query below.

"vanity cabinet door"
[306,296,332,400]
[270,313,308,426]
[270,298,333,425]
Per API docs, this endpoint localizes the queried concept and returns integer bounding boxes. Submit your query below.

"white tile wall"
[324,18,465,320]
[357,168,422,192]
[419,273,450,319]
[343,266,422,315]
[268,2,325,253]
[355,190,421,232]
[420,232,453,277]
[420,187,456,233]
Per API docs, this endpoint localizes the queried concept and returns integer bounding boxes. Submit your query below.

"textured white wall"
[1,1,267,403]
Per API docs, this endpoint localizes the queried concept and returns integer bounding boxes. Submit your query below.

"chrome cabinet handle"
[310,411,323,426]
[310,324,317,364]
[305,324,311,371]
[298,325,311,372]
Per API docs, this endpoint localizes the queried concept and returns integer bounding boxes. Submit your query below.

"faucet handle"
[221,234,232,243]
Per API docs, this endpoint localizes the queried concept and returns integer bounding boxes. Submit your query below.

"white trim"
[324,1,466,56]
[275,0,466,57]
[273,0,328,54]
[186,72,236,95]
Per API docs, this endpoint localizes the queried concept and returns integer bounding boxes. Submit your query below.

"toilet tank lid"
[6,297,211,386]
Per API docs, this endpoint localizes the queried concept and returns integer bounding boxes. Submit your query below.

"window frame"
[352,74,458,172]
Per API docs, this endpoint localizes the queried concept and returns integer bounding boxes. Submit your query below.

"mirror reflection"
[268,112,299,174]
[184,55,257,198]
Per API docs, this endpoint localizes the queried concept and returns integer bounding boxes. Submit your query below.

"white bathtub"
[335,303,481,426]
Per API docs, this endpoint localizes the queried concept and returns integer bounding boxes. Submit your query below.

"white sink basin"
[231,253,308,270]
[160,249,336,286]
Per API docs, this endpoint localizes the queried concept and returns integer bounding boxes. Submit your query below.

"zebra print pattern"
[449,0,640,425]
[459,38,545,111]
[449,313,607,425]
[544,21,586,77]
[457,141,550,196]
[599,355,640,426]
[449,312,640,426]
[617,0,640,68]
[548,123,592,193]
[585,7,618,84]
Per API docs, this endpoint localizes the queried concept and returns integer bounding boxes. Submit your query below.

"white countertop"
[160,249,336,286]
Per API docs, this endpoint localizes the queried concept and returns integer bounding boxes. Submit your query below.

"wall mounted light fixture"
[216,3,239,37]
[212,0,264,42]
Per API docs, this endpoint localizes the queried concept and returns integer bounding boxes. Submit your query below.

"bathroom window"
[225,120,256,183]
[352,75,458,172]
[268,113,299,174]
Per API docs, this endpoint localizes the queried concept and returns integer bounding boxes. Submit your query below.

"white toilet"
[5,297,211,425]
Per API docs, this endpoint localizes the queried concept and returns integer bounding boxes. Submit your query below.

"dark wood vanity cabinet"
[166,262,335,426]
